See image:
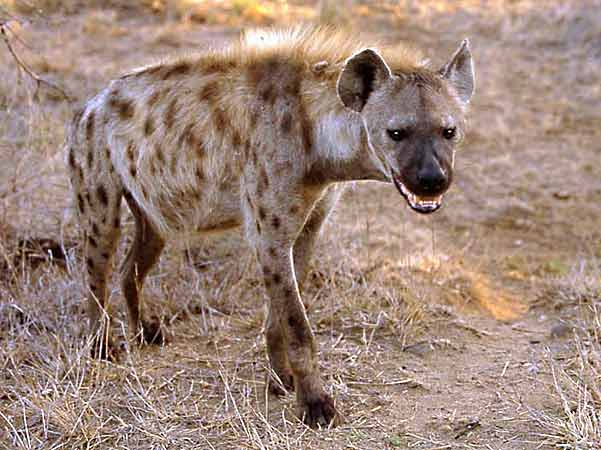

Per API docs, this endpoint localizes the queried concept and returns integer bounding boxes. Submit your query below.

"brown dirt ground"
[1,1,600,449]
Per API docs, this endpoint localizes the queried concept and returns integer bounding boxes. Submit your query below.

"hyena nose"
[417,167,446,193]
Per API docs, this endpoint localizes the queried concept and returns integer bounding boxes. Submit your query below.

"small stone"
[553,191,570,200]
[403,341,433,356]
[312,60,329,73]
[550,322,572,338]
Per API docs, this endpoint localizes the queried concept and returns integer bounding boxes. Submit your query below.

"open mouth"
[392,175,443,214]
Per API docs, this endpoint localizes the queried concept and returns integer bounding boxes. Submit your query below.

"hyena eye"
[442,127,457,140]
[387,129,410,142]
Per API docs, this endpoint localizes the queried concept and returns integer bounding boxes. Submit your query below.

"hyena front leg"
[267,186,341,396]
[121,192,165,345]
[242,182,339,428]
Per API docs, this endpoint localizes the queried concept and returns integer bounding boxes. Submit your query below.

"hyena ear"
[337,48,392,112]
[439,39,475,105]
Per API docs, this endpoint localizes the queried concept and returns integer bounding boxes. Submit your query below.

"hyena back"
[67,27,475,427]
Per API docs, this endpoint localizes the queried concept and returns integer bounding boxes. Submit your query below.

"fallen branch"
[0,19,71,101]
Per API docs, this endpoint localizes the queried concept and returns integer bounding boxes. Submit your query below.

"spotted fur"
[66,25,475,428]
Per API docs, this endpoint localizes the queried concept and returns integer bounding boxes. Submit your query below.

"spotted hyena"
[67,27,475,427]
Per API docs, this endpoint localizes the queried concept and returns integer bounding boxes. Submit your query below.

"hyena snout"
[415,156,448,195]
[394,152,452,214]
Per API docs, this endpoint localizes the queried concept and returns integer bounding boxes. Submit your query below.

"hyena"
[67,27,474,427]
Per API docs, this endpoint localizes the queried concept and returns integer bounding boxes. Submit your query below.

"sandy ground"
[1,1,600,449]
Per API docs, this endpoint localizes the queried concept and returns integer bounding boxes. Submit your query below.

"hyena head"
[337,40,475,214]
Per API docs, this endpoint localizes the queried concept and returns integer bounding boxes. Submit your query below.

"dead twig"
[0,20,71,101]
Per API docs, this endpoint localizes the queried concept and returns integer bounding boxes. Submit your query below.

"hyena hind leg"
[293,185,343,287]
[121,192,166,346]
[82,188,123,360]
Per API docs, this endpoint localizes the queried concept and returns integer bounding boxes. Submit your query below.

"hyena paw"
[297,389,340,428]
[268,368,295,396]
[141,320,165,345]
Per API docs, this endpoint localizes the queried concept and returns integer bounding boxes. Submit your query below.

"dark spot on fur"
[170,152,177,175]
[288,312,310,344]
[130,165,137,178]
[162,61,191,79]
[109,94,135,121]
[164,99,177,130]
[198,80,220,104]
[289,205,299,215]
[263,265,271,276]
[87,258,94,269]
[260,85,275,105]
[77,194,85,214]
[92,222,99,235]
[280,111,292,134]
[68,149,76,168]
[268,247,276,258]
[260,167,269,189]
[256,220,262,234]
[88,236,97,248]
[114,217,120,228]
[232,129,241,148]
[156,145,165,164]
[178,123,197,148]
[195,165,204,182]
[259,206,266,220]
[87,148,94,169]
[273,273,281,284]
[71,107,84,130]
[101,252,109,259]
[126,141,136,161]
[144,115,155,136]
[203,58,235,74]
[272,215,281,229]
[147,90,161,108]
[213,107,227,130]
[96,185,108,206]
[86,112,95,142]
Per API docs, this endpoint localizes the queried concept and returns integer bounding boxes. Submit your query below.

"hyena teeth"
[394,176,443,211]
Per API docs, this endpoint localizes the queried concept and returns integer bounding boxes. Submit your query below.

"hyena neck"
[308,107,388,185]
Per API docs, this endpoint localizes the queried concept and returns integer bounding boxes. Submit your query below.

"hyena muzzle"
[66,27,474,428]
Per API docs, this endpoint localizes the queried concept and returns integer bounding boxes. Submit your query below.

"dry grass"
[528,261,601,449]
[1,0,601,448]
